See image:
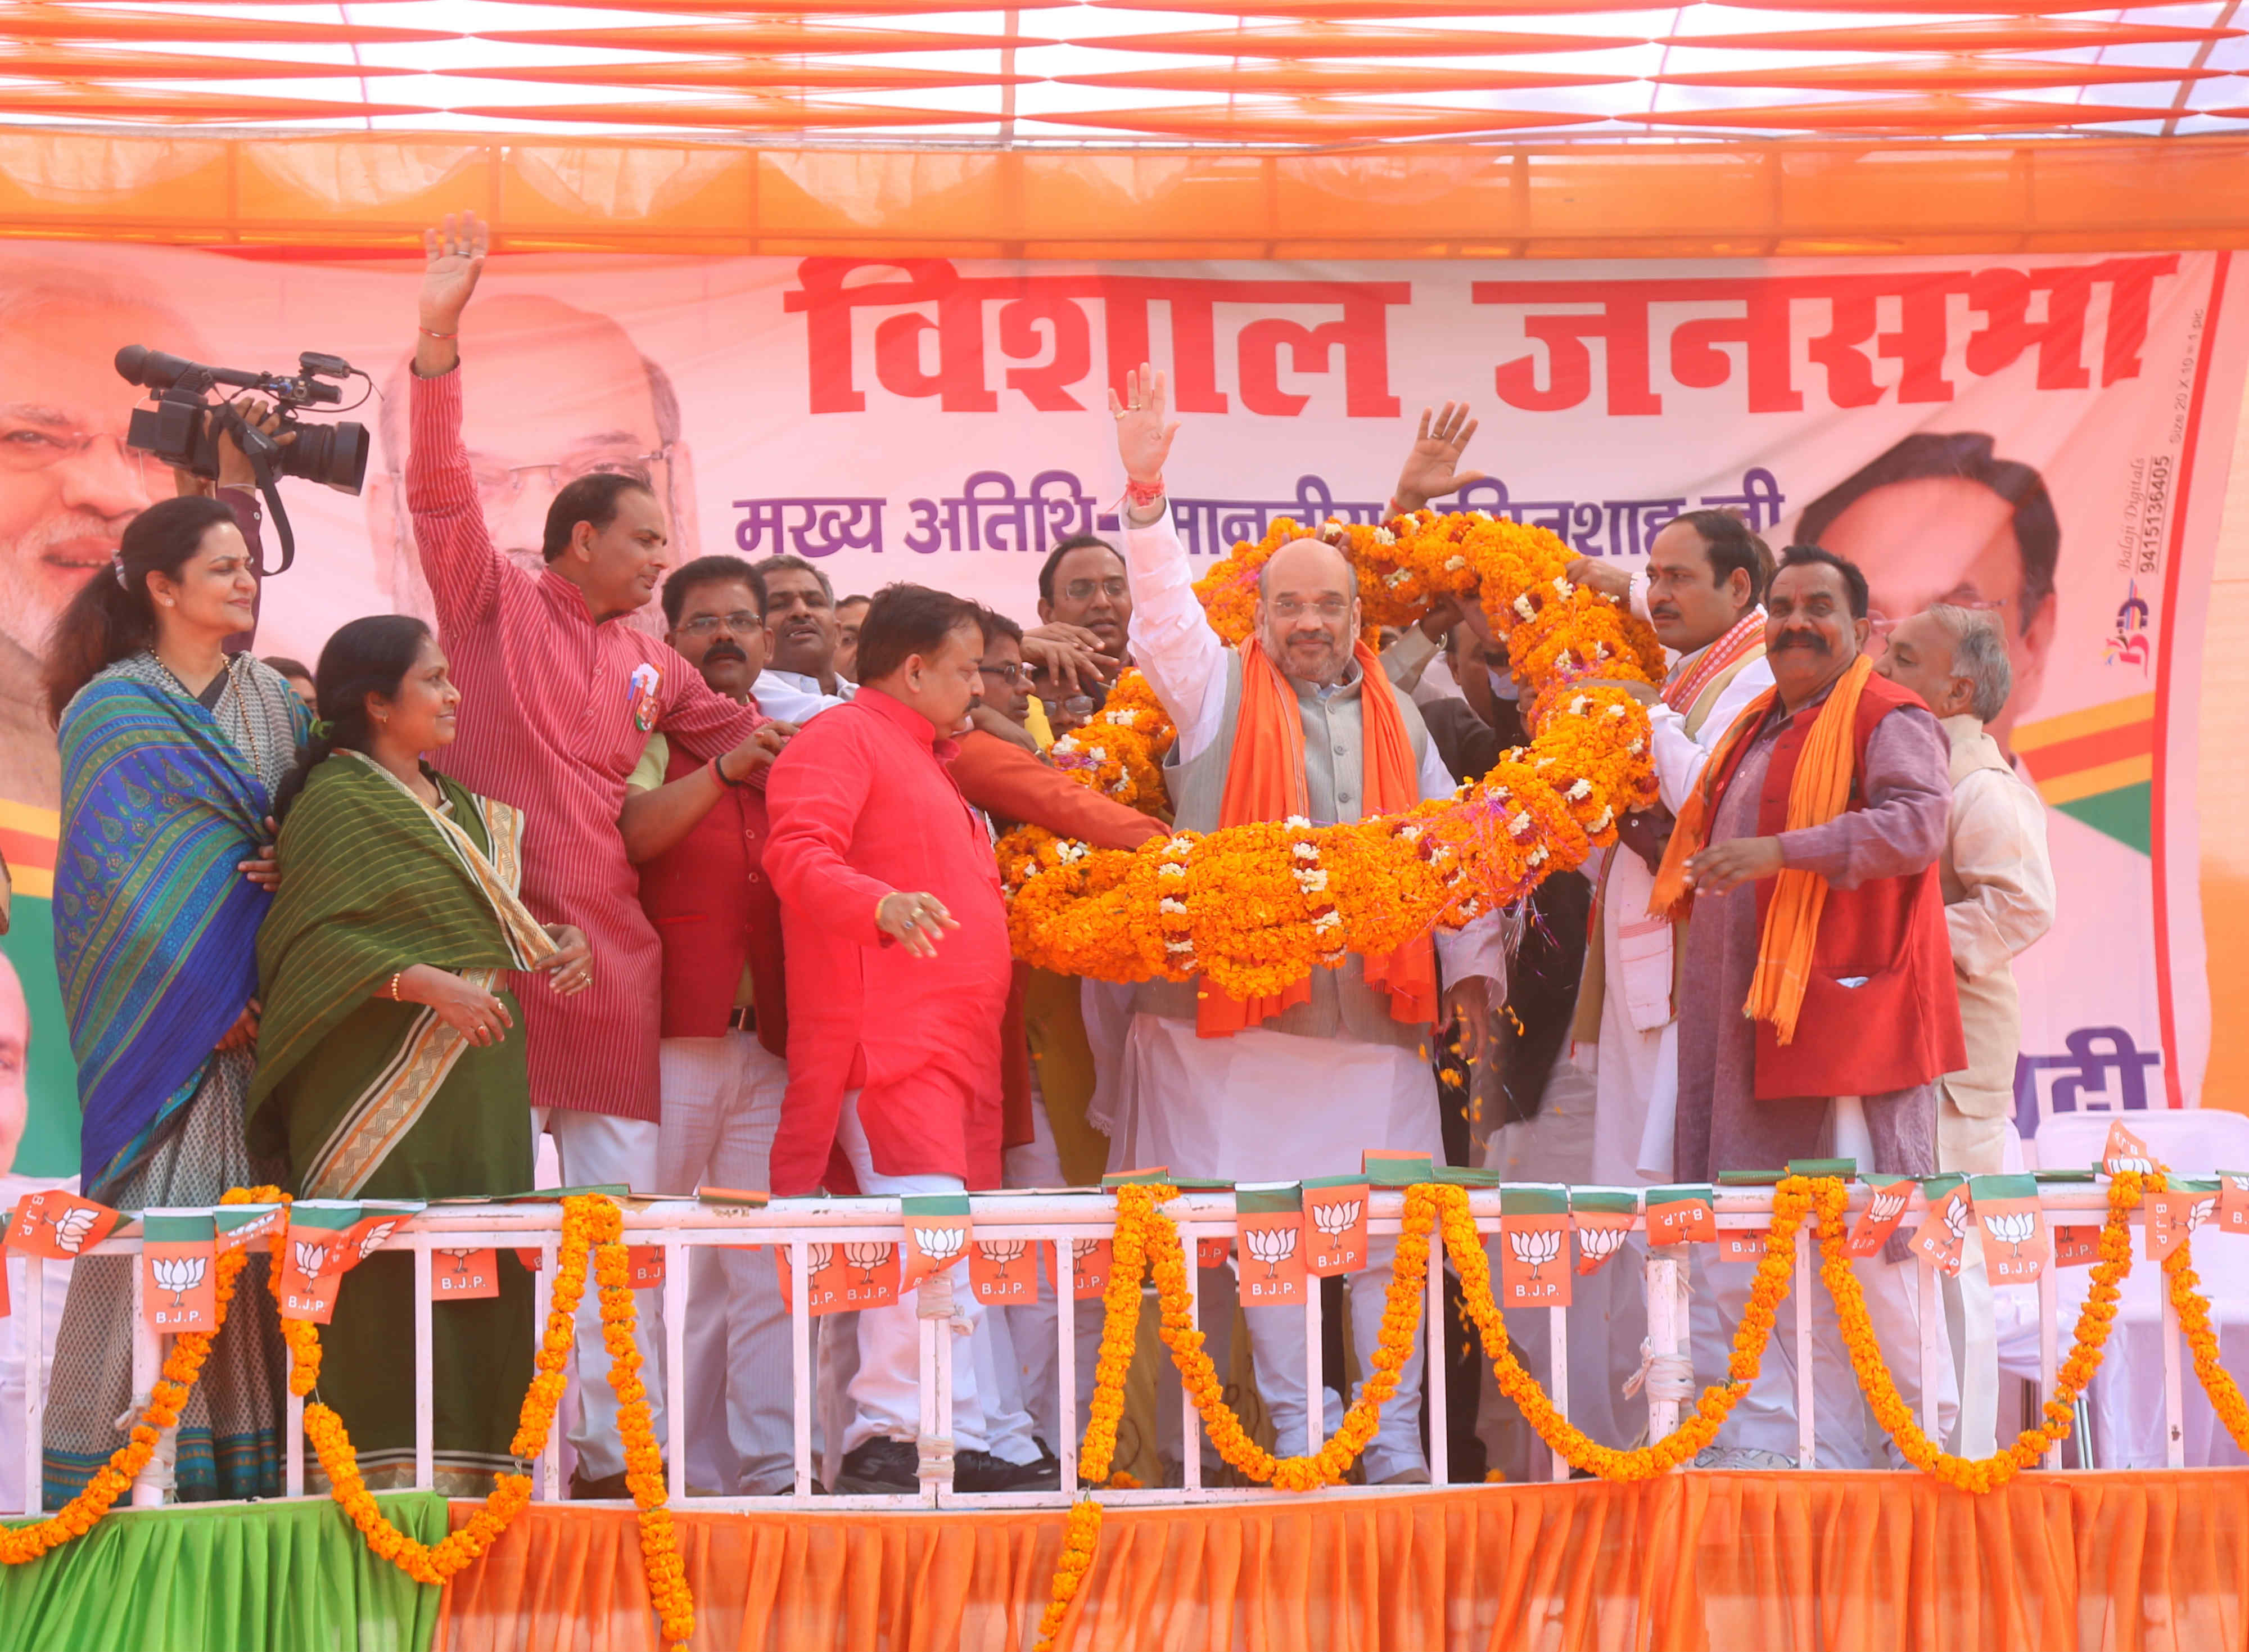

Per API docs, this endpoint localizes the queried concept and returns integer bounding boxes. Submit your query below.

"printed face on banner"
[1849,1178,1918,1258]
[1910,1186,1973,1279]
[1306,1183,1371,1278]
[5,1190,120,1260]
[432,1247,500,1300]
[969,1236,1036,1305]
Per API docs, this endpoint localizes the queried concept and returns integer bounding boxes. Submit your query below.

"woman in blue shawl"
[38,490,308,1506]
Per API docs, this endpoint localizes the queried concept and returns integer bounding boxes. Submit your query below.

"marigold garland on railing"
[999,509,1664,995]
[1814,1172,2140,1492]
[1437,1180,1800,1479]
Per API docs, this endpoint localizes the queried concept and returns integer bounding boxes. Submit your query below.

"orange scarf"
[1650,653,1873,1047]
[1198,636,1437,1037]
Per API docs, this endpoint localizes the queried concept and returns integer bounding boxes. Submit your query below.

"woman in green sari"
[249,615,590,1492]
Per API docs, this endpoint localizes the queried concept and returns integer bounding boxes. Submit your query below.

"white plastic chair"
[2032,1109,2249,1468]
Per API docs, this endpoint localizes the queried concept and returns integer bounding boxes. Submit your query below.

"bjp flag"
[1498,1186,1571,1307]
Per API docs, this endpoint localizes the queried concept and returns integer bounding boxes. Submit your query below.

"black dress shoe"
[956,1449,1062,1493]
[833,1437,919,1494]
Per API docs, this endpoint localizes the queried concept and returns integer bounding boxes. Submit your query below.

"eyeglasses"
[0,422,161,477]
[1062,576,1128,603]
[678,610,761,638]
[1268,595,1352,622]
[979,662,1027,685]
[469,446,671,506]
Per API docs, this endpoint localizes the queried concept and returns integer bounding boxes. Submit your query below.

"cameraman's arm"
[405,213,502,629]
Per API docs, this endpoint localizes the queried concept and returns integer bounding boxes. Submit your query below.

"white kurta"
[1106,506,1505,1182]
[1579,608,1774,1186]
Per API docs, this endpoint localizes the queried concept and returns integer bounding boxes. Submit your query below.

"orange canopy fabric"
[434,1470,2249,1651]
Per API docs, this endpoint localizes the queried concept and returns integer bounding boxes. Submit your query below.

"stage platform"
[7,1471,2245,1651]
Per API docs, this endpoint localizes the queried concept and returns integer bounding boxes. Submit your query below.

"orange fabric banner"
[436,1470,2249,1651]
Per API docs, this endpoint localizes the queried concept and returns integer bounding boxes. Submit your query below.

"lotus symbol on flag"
[48,1206,98,1255]
[436,1248,477,1279]
[1943,1199,1970,1244]
[977,1238,1028,1279]
[1509,1227,1562,1280]
[294,1240,331,1280]
[1309,1199,1363,1240]
[1073,1238,1105,1265]
[843,1241,893,1285]
[804,1242,834,1277]
[1870,1188,1911,1224]
[2190,1197,2218,1234]
[356,1220,399,1262]
[1578,1225,1628,1265]
[1983,1211,2035,1260]
[913,1226,967,1265]
[151,1254,206,1308]
[2112,1155,2154,1176]
[1243,1224,1299,1280]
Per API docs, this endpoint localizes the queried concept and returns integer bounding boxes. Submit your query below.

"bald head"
[1257,535,1361,686]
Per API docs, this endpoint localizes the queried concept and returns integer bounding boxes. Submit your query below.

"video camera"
[115,345,373,576]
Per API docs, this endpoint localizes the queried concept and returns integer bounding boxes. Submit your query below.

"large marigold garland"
[1440,1179,1798,1478]
[1000,510,1664,993]
[1816,1171,2138,1492]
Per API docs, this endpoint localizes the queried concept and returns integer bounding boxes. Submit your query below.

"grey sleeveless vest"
[1137,650,1434,1050]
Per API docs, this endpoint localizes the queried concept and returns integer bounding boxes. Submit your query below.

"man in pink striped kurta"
[408,212,777,1496]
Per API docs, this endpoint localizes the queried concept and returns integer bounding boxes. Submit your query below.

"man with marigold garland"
[1657,545,1964,1469]
[1103,365,1505,1485]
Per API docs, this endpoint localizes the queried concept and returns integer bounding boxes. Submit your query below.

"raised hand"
[1108,362,1179,494]
[1393,402,1489,515]
[416,211,488,376]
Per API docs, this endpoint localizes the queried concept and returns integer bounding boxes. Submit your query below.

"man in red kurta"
[408,215,776,1497]
[1657,545,1965,1469]
[764,584,1051,1496]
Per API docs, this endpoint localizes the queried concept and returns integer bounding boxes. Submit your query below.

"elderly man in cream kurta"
[1104,369,1505,1485]
[1879,604,2054,1455]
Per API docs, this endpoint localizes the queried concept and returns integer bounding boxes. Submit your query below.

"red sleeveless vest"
[1704,670,1966,1102]
[635,741,788,1058]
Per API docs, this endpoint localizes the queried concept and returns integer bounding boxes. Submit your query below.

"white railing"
[11,1180,2178,1516]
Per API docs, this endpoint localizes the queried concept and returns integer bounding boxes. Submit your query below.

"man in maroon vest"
[622,553,800,1495]
[1659,545,1965,1469]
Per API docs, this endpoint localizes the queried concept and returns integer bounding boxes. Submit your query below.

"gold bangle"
[387,970,404,1001]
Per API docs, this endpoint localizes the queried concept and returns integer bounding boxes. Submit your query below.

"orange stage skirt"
[435,1470,2249,1651]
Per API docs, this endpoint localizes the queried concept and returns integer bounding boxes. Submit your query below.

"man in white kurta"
[1559,514,1773,1451]
[1878,604,2054,1456]
[1104,371,1504,1483]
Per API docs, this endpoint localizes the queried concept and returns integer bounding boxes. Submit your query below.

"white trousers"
[1694,1096,1958,1466]
[532,1107,667,1483]
[1000,1088,1103,1455]
[654,1032,811,1495]
[836,1093,1041,1464]
[1241,1232,1427,1484]
[1944,1229,1999,1458]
